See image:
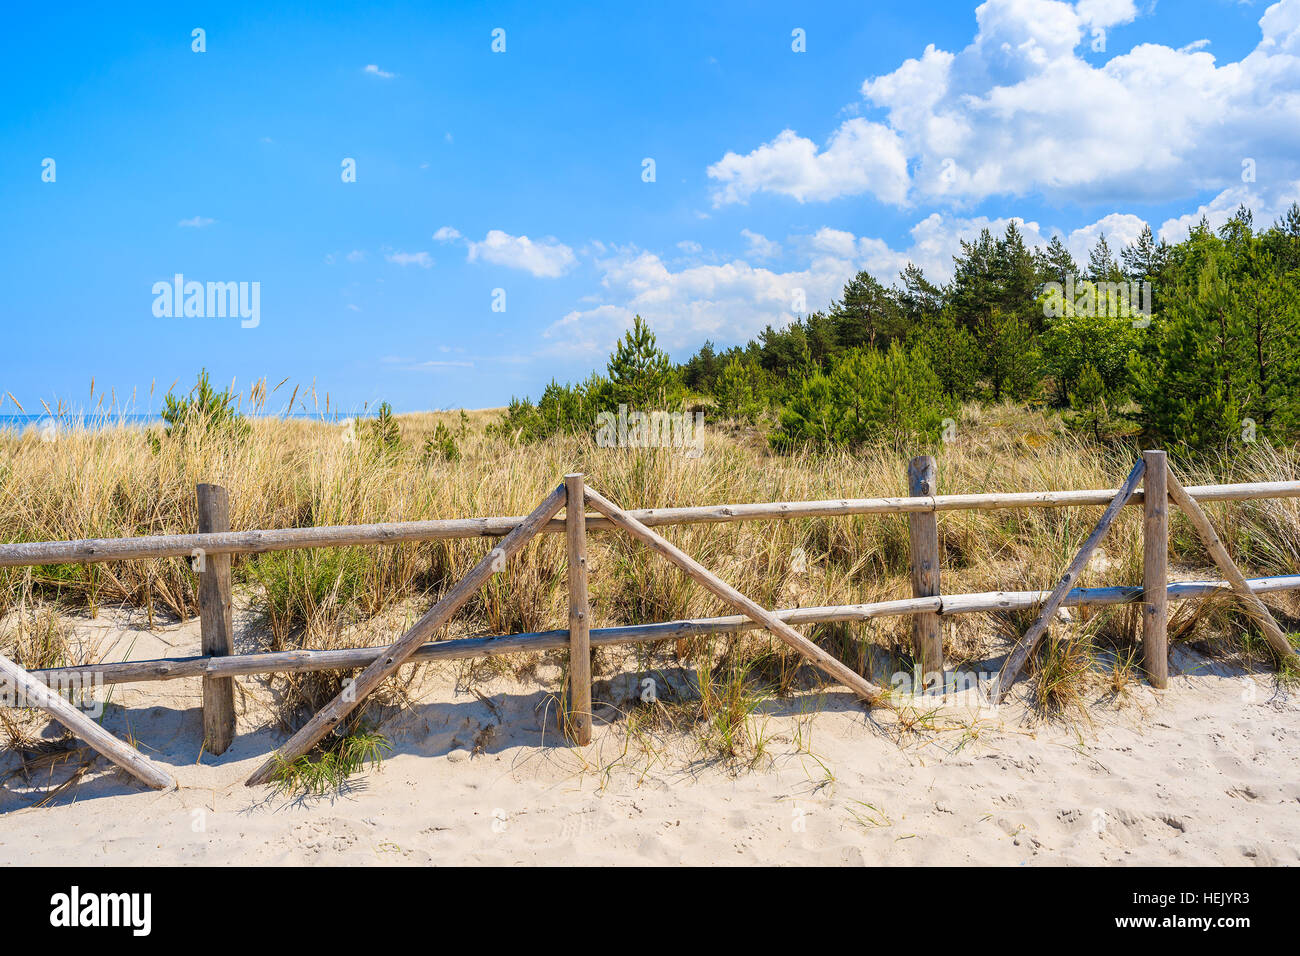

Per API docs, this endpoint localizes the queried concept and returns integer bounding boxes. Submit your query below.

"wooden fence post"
[197,483,236,755]
[907,455,943,682]
[1141,450,1169,689]
[564,473,593,745]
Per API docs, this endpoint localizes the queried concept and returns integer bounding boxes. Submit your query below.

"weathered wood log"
[564,474,593,745]
[243,483,567,787]
[4,480,1300,568]
[197,484,236,755]
[583,486,883,704]
[1141,451,1169,689]
[30,574,1300,689]
[907,455,943,678]
[994,458,1147,703]
[0,652,174,789]
[1166,467,1300,664]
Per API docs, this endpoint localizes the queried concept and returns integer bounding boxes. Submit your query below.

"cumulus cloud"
[1075,0,1138,29]
[707,119,909,206]
[709,0,1300,207]
[433,226,461,242]
[544,252,832,358]
[461,230,576,277]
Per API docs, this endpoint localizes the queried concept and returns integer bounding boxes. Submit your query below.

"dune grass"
[2,400,1299,779]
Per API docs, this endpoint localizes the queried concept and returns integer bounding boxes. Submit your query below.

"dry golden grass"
[2,400,1298,744]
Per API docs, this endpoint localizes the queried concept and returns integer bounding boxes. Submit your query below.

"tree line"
[493,203,1300,457]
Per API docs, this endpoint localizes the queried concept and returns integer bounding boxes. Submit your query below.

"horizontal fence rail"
[1,480,1298,568]
[5,460,1300,792]
[30,573,1300,688]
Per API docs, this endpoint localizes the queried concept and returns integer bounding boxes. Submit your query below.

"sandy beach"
[2,606,1296,867]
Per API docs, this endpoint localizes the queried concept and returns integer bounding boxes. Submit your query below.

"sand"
[1,607,1297,866]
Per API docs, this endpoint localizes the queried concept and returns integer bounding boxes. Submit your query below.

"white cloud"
[1075,0,1137,29]
[543,249,850,358]
[464,230,576,278]
[1061,212,1147,263]
[385,251,433,268]
[363,64,396,79]
[1261,0,1300,54]
[178,216,215,228]
[676,240,703,254]
[708,119,910,206]
[345,249,366,262]
[709,0,1300,207]
[740,229,782,259]
[434,227,576,277]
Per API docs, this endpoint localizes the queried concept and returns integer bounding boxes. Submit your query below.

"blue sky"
[2,0,1297,414]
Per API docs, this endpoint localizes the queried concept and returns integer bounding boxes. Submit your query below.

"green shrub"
[423,422,460,462]
[159,369,248,440]
[713,357,762,423]
[365,402,401,456]
[772,343,949,449]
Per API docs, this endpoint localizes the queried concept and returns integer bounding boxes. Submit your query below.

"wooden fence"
[3,450,1300,791]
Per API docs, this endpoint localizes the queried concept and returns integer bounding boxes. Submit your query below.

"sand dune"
[1,610,1297,866]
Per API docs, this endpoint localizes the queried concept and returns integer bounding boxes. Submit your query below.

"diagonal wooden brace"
[583,485,883,704]
[1166,467,1300,665]
[245,483,567,787]
[994,458,1147,703]
[0,653,174,790]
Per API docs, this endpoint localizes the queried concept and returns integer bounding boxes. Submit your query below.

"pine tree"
[1121,224,1164,280]
[1037,235,1078,286]
[606,315,682,410]
[949,228,1001,334]
[1087,234,1122,283]
[983,310,1041,402]
[906,312,981,401]
[897,263,945,322]
[714,357,761,423]
[1131,251,1246,455]
[1066,363,1111,442]
[1263,202,1300,274]
[682,339,718,393]
[997,222,1041,313]
[829,271,904,349]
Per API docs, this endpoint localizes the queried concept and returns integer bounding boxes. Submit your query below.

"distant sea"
[0,412,373,433]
